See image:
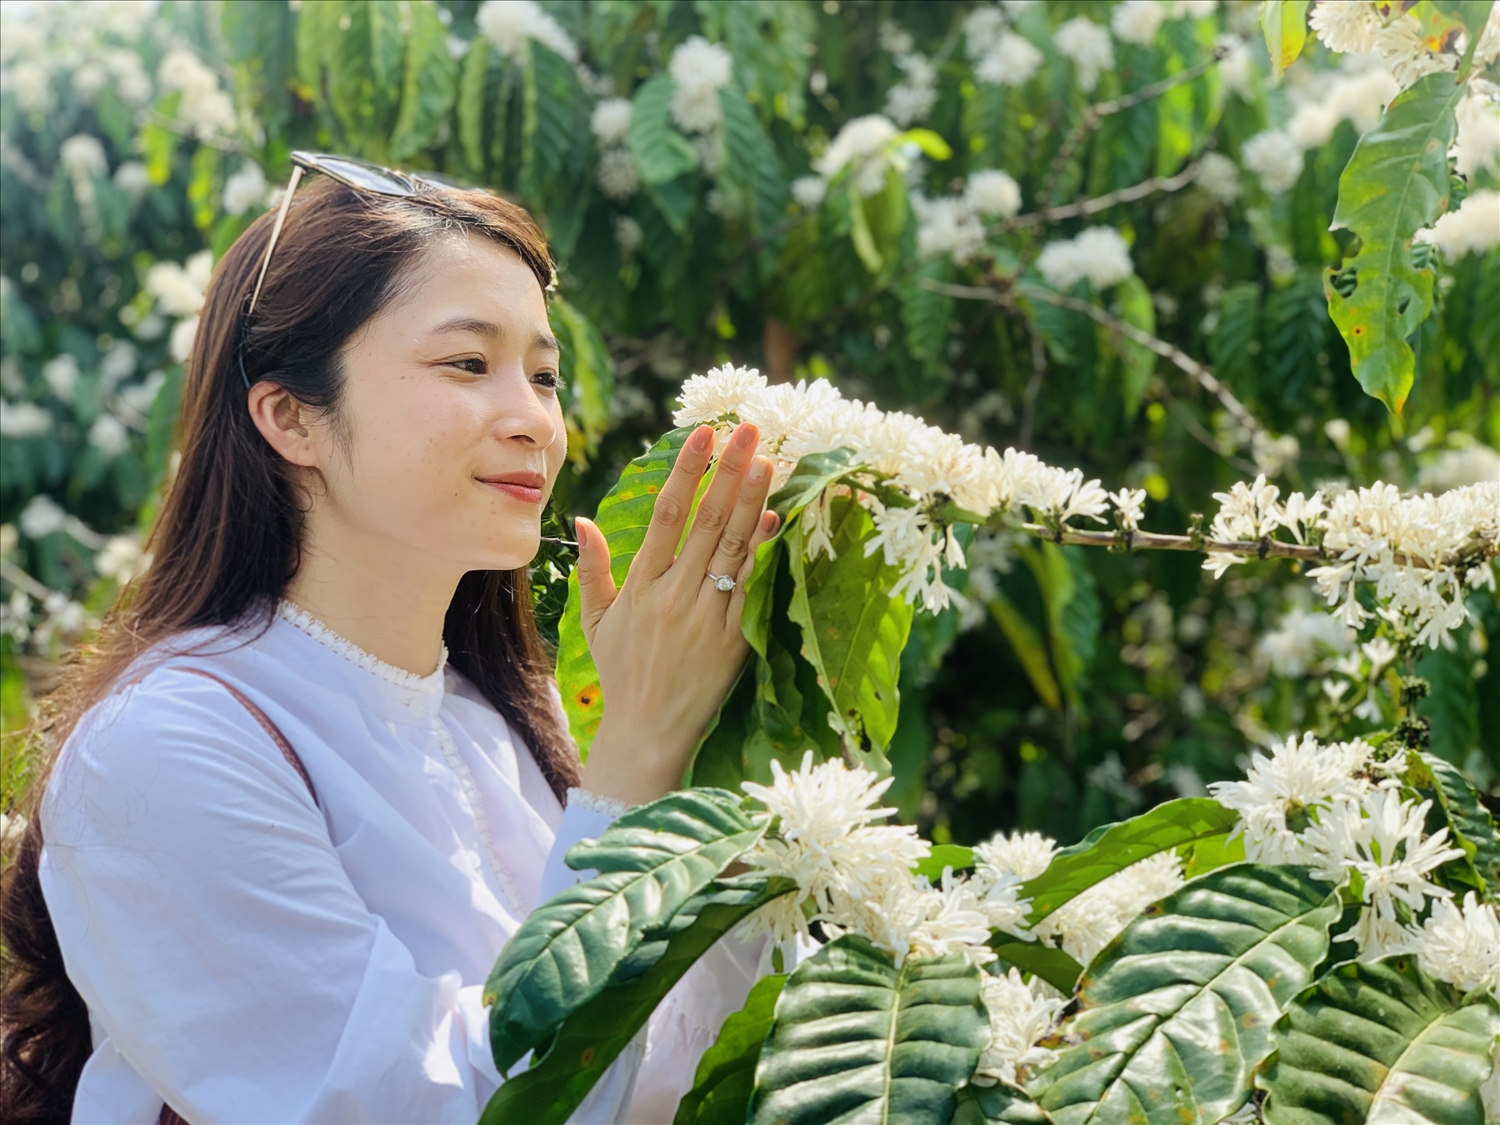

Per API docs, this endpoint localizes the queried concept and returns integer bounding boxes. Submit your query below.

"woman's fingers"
[701,454,773,594]
[573,517,617,647]
[632,425,716,581]
[724,509,781,626]
[674,422,760,577]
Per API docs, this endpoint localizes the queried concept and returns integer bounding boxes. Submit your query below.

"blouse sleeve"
[39,670,640,1125]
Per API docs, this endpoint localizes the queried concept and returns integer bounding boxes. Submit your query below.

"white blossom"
[595,148,640,201]
[975,33,1043,88]
[19,495,67,539]
[1242,130,1304,194]
[1195,152,1242,205]
[814,115,901,197]
[145,250,213,318]
[613,215,642,256]
[1421,190,1500,258]
[59,134,107,179]
[791,175,827,210]
[964,170,1022,219]
[1308,1,1382,55]
[119,370,166,416]
[88,413,129,458]
[1217,34,1256,99]
[0,401,52,438]
[1109,487,1147,532]
[113,160,151,200]
[1036,227,1134,291]
[157,48,238,139]
[1054,17,1114,93]
[475,0,577,64]
[1402,892,1500,993]
[42,354,79,400]
[1209,732,1374,865]
[885,52,937,127]
[1033,852,1183,966]
[94,534,148,583]
[973,830,1057,883]
[1454,89,1500,180]
[668,36,732,134]
[972,968,1067,1087]
[913,195,986,263]
[222,162,267,216]
[964,8,1008,60]
[1372,12,1455,90]
[1257,607,1355,677]
[1112,0,1168,46]
[590,98,632,148]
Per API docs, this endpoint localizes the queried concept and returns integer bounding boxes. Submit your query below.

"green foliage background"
[2,0,1497,847]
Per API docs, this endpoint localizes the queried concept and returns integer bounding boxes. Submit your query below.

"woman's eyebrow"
[427,316,560,354]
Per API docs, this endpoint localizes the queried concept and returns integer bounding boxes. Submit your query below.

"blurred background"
[2,0,1496,849]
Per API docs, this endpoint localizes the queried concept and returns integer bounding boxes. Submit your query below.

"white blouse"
[39,603,767,1124]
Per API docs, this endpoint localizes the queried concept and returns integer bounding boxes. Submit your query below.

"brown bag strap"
[154,668,318,1125]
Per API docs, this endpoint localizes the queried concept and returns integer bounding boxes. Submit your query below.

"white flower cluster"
[157,47,238,141]
[1054,17,1114,93]
[144,249,214,364]
[910,170,1023,265]
[1285,65,1397,150]
[880,22,937,127]
[668,35,732,141]
[740,756,1092,1089]
[222,162,268,217]
[1035,227,1135,291]
[1419,189,1500,259]
[590,97,640,201]
[1209,730,1497,979]
[475,0,577,65]
[1194,152,1242,205]
[1256,604,1354,678]
[674,366,1128,613]
[1111,0,1168,47]
[963,7,1043,89]
[1241,130,1304,194]
[812,114,904,198]
[1311,0,1500,91]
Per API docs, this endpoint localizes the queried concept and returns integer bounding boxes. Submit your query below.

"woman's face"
[296,235,566,577]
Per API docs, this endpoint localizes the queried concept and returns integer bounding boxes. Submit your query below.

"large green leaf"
[750,934,991,1125]
[988,592,1063,713]
[1325,73,1466,412]
[1260,957,1500,1124]
[674,973,789,1125]
[1111,276,1156,420]
[785,496,915,768]
[324,0,405,159]
[1408,751,1500,897]
[555,426,693,754]
[1017,543,1099,709]
[628,73,699,185]
[1019,798,1239,925]
[522,40,591,229]
[1029,864,1341,1125]
[387,0,458,161]
[483,788,765,1074]
[953,1084,1053,1125]
[718,84,787,244]
[482,876,797,1125]
[989,942,1085,998]
[455,37,493,174]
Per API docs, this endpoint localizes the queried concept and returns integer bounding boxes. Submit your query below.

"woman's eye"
[449,357,487,375]
[533,370,565,390]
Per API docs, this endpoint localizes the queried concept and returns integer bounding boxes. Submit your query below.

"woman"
[1,159,779,1123]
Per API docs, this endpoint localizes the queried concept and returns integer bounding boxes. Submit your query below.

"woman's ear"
[247,381,323,468]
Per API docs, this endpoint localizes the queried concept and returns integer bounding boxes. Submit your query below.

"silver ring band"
[707,573,736,593]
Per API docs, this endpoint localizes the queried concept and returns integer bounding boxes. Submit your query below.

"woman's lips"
[478,472,545,504]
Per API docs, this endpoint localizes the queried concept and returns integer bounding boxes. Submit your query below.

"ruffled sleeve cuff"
[538,789,636,901]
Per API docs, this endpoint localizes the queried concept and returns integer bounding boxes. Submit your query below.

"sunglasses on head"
[241,152,578,549]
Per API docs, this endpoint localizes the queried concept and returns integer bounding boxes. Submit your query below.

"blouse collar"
[275,601,449,703]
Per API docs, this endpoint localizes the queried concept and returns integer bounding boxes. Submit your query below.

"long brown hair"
[1,175,581,1121]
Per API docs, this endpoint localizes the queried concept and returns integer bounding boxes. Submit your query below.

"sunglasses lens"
[297,153,417,196]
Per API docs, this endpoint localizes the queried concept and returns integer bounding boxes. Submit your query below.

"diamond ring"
[708,573,737,593]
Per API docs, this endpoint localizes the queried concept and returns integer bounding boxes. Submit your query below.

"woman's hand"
[573,422,778,806]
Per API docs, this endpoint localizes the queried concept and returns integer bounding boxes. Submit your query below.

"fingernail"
[762,511,780,533]
[748,458,768,484]
[734,424,758,449]
[690,427,713,453]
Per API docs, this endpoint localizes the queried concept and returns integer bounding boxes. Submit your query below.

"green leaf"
[550,293,614,461]
[990,941,1085,997]
[1019,798,1239,925]
[1325,72,1466,413]
[785,496,915,766]
[1261,1,1309,78]
[902,258,954,367]
[1260,956,1500,1124]
[1417,636,1479,768]
[1019,544,1099,708]
[901,128,954,161]
[954,1084,1054,1125]
[1029,864,1342,1125]
[388,0,458,161]
[555,426,692,754]
[718,84,787,242]
[522,40,591,220]
[1111,276,1155,420]
[674,973,788,1125]
[750,934,991,1125]
[988,592,1063,713]
[482,876,796,1125]
[483,788,765,1074]
[1409,751,1500,896]
[765,448,861,524]
[324,0,405,157]
[455,38,493,174]
[628,73,699,185]
[913,844,977,883]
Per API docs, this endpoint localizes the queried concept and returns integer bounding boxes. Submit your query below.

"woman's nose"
[492,368,563,450]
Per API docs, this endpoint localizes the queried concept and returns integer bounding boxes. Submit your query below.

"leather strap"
[154,667,317,1125]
